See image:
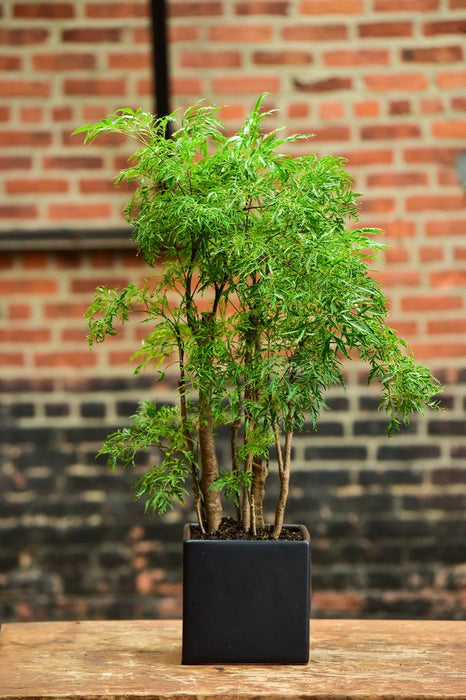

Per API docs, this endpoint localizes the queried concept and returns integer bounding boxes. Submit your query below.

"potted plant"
[74,95,440,664]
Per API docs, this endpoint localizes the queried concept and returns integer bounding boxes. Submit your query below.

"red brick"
[421,98,444,114]
[212,75,280,93]
[319,102,345,120]
[170,77,202,95]
[428,319,466,334]
[283,24,347,40]
[254,51,312,65]
[432,121,466,138]
[79,179,119,194]
[6,179,68,194]
[300,0,363,12]
[169,26,199,42]
[181,50,242,68]
[62,28,122,42]
[430,270,466,287]
[8,304,31,321]
[61,329,87,342]
[401,295,462,311]
[0,56,22,70]
[34,352,96,368]
[353,100,380,117]
[402,46,463,63]
[406,195,465,211]
[44,303,88,319]
[0,28,49,45]
[419,246,444,262]
[375,0,438,8]
[360,198,395,214]
[220,103,246,120]
[71,278,129,294]
[361,124,421,140]
[452,97,466,111]
[410,342,466,359]
[43,156,103,169]
[47,203,112,220]
[385,247,411,264]
[0,156,32,170]
[0,131,51,147]
[0,328,50,343]
[20,106,44,123]
[341,149,393,165]
[358,22,412,38]
[235,1,289,13]
[0,205,37,220]
[108,52,150,70]
[389,100,411,115]
[0,107,10,121]
[454,247,466,261]
[312,125,351,141]
[33,53,96,70]
[294,77,352,92]
[169,1,223,16]
[0,80,50,97]
[367,172,428,187]
[86,2,149,17]
[14,2,74,18]
[450,0,466,6]
[20,253,48,269]
[424,19,466,35]
[0,353,24,367]
[404,147,459,164]
[52,106,74,121]
[288,102,310,118]
[426,219,466,236]
[382,221,416,238]
[0,279,57,295]
[438,169,458,186]
[209,24,272,41]
[437,71,466,89]
[64,78,126,96]
[372,270,420,286]
[324,49,389,66]
[388,320,418,336]
[364,73,428,91]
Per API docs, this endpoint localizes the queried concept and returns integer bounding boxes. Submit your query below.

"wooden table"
[0,619,465,699]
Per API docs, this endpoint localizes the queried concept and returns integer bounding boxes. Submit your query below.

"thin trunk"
[272,428,293,540]
[198,386,223,532]
[251,455,267,529]
[175,330,205,533]
[231,418,241,520]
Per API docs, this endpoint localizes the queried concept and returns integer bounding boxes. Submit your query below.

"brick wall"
[0,0,465,622]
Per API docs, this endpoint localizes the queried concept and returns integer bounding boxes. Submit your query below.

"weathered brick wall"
[0,0,465,622]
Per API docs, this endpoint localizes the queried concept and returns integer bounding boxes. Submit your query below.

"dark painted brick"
[364,518,434,538]
[432,468,466,485]
[325,396,349,411]
[367,569,406,589]
[80,402,106,418]
[443,542,466,564]
[330,493,394,513]
[359,396,381,411]
[305,445,367,460]
[0,379,54,392]
[45,402,70,417]
[292,470,352,488]
[303,421,344,436]
[377,444,441,460]
[354,420,417,436]
[9,402,35,418]
[402,494,466,511]
[359,469,423,486]
[451,445,466,459]
[428,420,466,436]
[116,400,140,417]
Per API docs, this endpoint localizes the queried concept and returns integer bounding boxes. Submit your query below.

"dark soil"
[189,517,305,541]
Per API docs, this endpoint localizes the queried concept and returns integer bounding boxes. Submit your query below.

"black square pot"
[182,523,311,664]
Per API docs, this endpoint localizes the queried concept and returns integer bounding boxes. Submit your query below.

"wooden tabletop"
[0,619,465,699]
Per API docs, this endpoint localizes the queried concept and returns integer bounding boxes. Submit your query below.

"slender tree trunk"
[198,386,223,532]
[251,455,267,529]
[272,428,293,540]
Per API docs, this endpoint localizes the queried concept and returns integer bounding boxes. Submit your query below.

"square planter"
[182,523,311,664]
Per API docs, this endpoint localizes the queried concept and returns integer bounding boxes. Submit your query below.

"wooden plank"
[0,619,465,699]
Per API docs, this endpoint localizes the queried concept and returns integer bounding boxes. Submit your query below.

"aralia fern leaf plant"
[74,95,441,539]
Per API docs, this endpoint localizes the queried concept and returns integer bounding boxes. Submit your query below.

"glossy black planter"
[182,523,311,664]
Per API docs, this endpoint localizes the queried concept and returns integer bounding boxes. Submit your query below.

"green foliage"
[75,94,441,529]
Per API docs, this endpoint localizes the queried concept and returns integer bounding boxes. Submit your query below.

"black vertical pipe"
[150,0,170,120]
